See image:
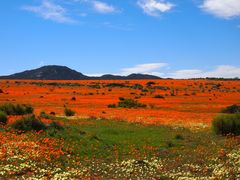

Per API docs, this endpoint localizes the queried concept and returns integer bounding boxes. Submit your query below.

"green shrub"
[175,134,184,140]
[119,97,125,101]
[153,95,165,99]
[0,103,33,115]
[64,108,75,116]
[118,98,146,108]
[39,111,54,120]
[146,81,156,86]
[46,121,64,137]
[0,111,8,125]
[132,84,143,90]
[212,114,240,136]
[12,115,46,132]
[108,104,117,108]
[166,141,174,148]
[106,83,126,88]
[222,104,240,114]
[50,111,56,116]
[48,121,64,131]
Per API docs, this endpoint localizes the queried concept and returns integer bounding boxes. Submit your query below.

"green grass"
[44,118,226,162]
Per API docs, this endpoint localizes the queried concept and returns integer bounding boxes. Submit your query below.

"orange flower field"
[1,79,239,127]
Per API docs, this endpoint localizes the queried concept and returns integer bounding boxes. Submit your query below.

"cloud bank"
[201,0,240,19]
[22,0,76,24]
[137,0,174,16]
[169,65,240,79]
[121,63,168,75]
[92,1,117,14]
[86,64,240,79]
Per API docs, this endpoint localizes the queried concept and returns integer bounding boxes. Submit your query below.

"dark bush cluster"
[64,108,75,116]
[132,83,143,90]
[106,83,126,88]
[118,98,146,108]
[153,95,165,99]
[119,97,125,101]
[46,121,65,137]
[221,104,240,114]
[39,111,54,120]
[212,114,240,136]
[108,104,117,108]
[11,115,46,132]
[0,103,33,115]
[48,121,64,131]
[146,81,156,87]
[0,111,8,125]
[108,98,146,108]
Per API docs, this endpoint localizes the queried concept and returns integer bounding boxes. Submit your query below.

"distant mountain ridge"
[0,65,161,80]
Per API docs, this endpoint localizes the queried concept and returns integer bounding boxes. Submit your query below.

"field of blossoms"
[1,117,239,179]
[0,79,240,126]
[0,79,239,179]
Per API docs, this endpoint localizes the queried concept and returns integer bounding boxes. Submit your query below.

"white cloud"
[121,63,168,75]
[22,0,76,23]
[204,65,240,78]
[85,73,105,77]
[85,64,240,79]
[201,0,240,19]
[92,1,117,13]
[169,69,205,79]
[137,0,174,16]
[169,65,240,79]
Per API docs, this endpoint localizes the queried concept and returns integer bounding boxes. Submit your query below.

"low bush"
[50,111,56,116]
[175,134,184,140]
[141,89,148,92]
[146,81,156,86]
[212,114,240,136]
[221,104,240,114]
[118,98,146,108]
[132,83,143,90]
[153,95,165,99]
[0,111,8,125]
[108,104,117,108]
[64,108,75,116]
[46,121,64,137]
[39,111,54,120]
[0,103,33,115]
[12,115,46,132]
[119,97,125,101]
[106,83,126,88]
[48,121,64,131]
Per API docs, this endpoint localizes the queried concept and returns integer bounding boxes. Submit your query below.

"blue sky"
[0,0,240,78]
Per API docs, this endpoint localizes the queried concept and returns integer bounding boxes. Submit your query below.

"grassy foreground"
[1,117,240,179]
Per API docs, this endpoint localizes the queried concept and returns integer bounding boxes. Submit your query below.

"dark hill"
[99,74,161,80]
[0,65,88,80]
[127,73,161,80]
[0,65,161,80]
